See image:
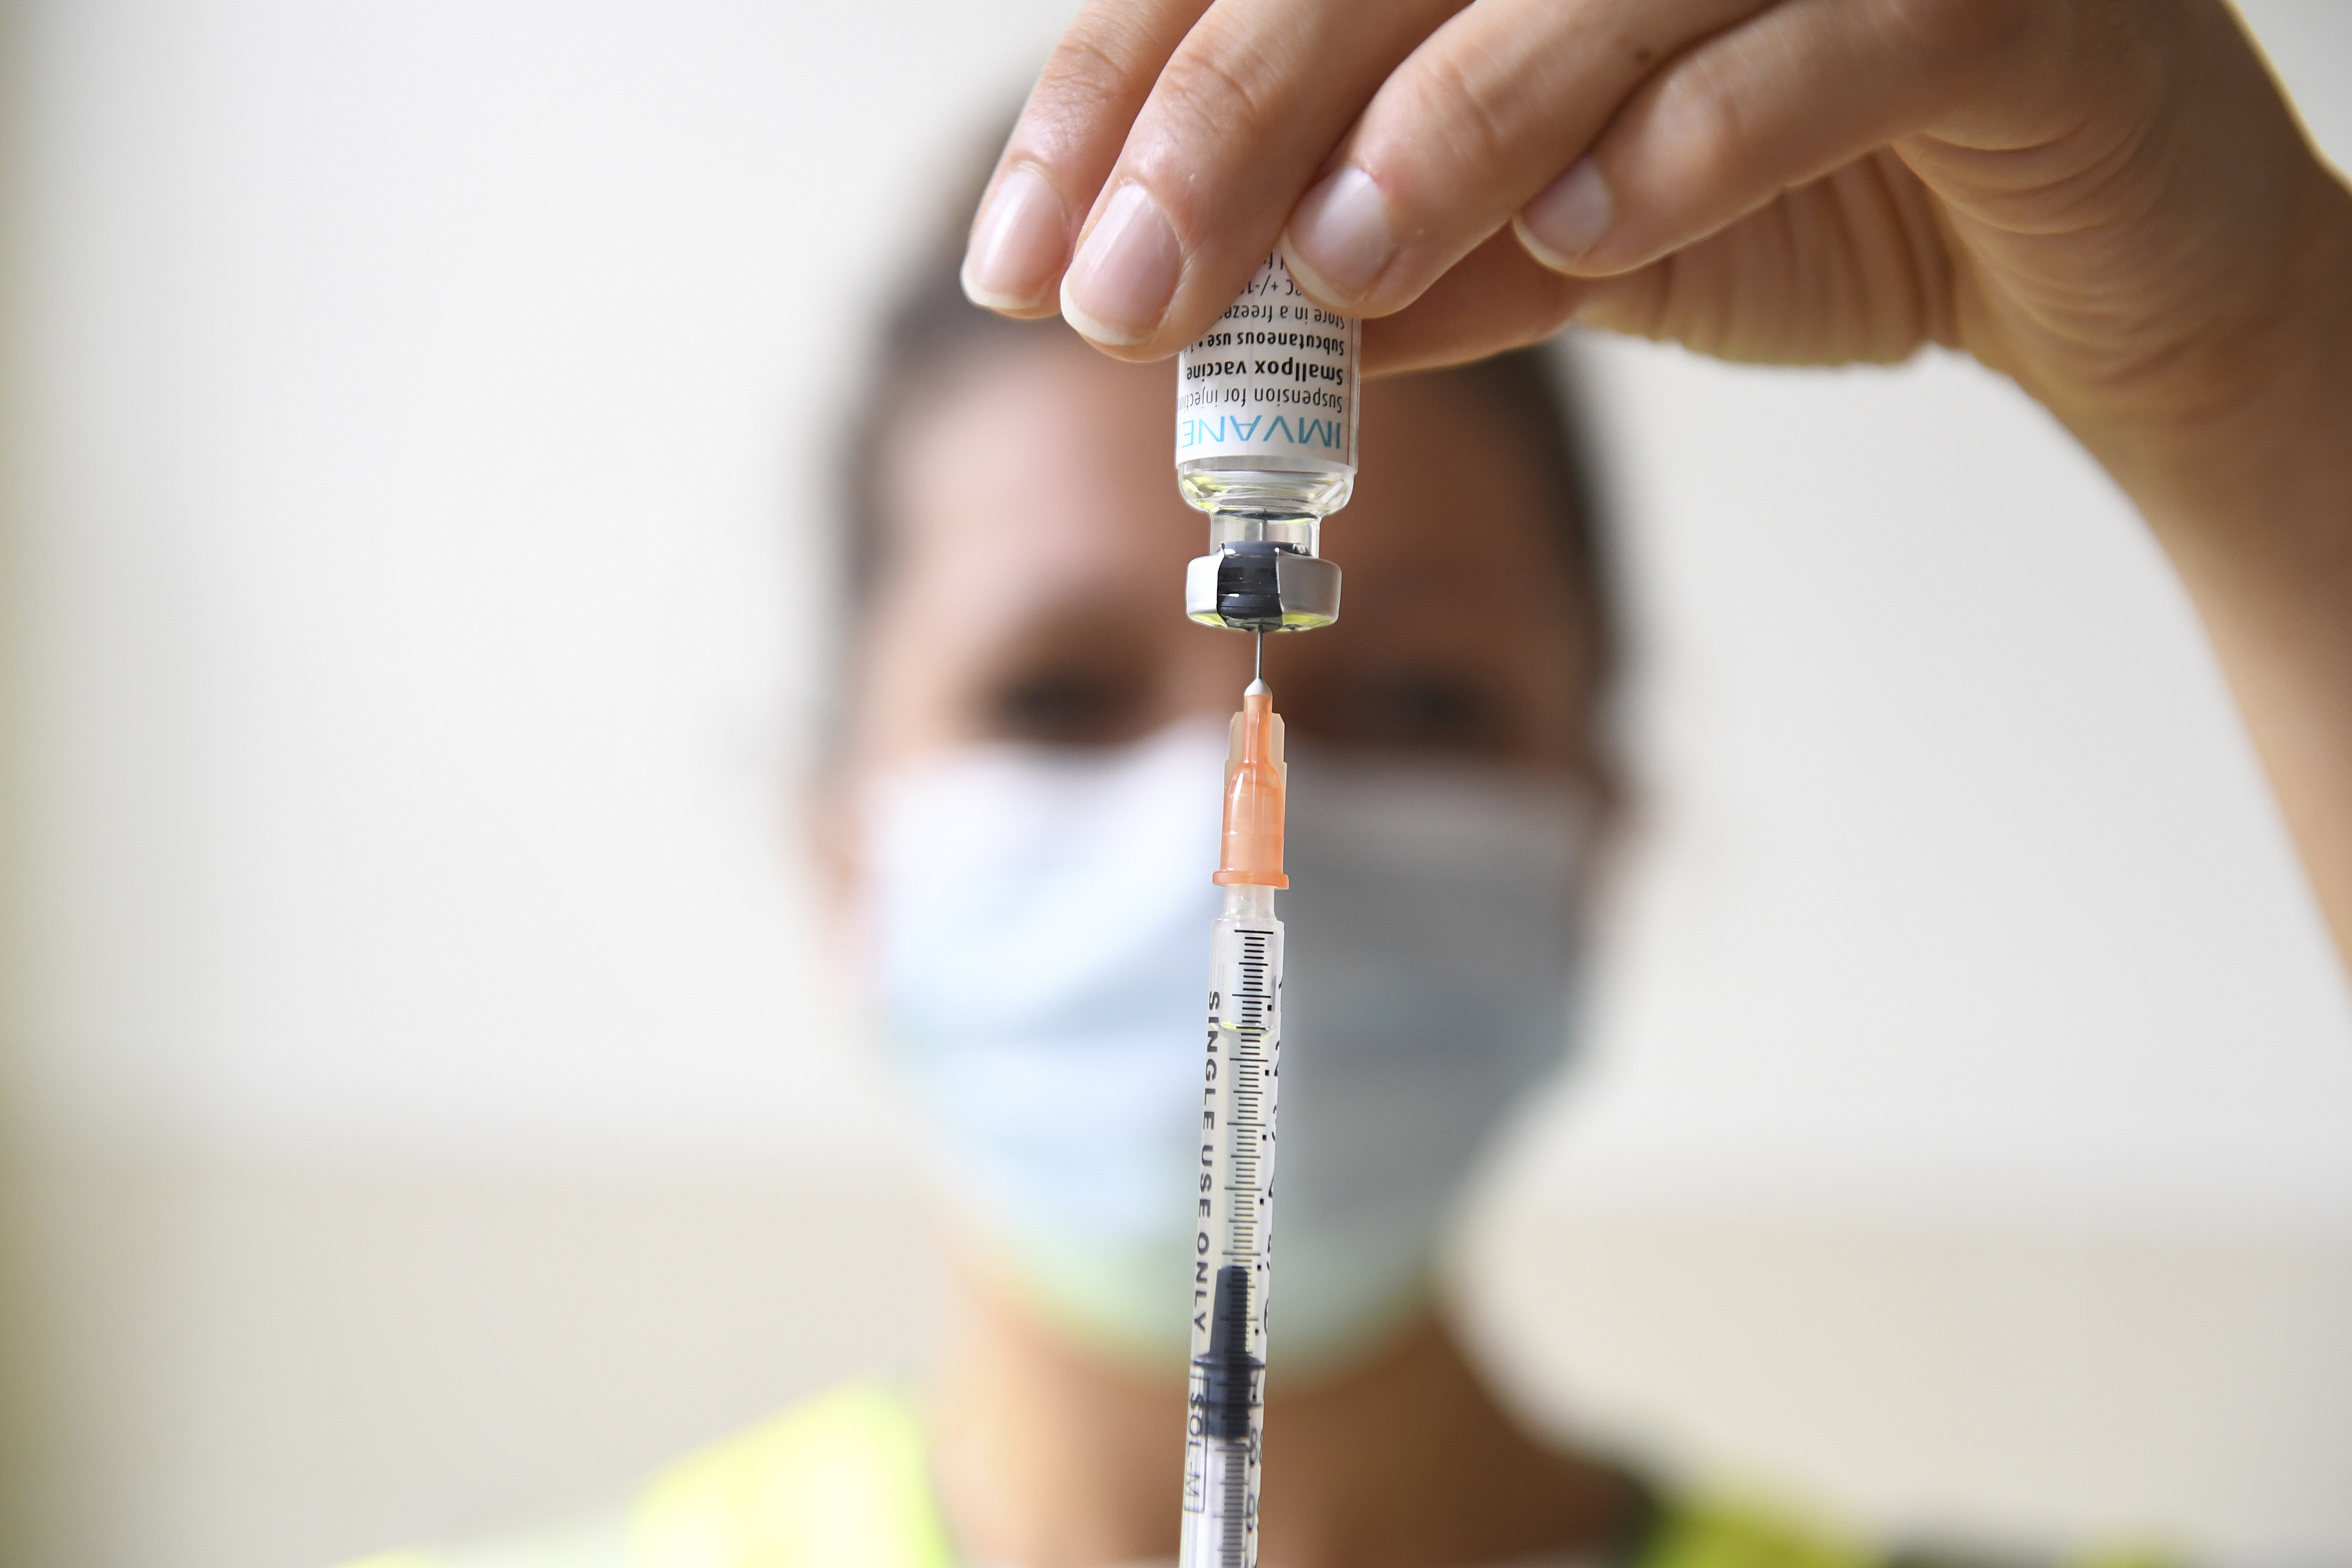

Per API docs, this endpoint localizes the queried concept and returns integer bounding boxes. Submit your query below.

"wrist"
[2062,170,2352,552]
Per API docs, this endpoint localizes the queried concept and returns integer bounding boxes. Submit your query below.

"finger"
[1511,0,2029,281]
[1363,149,1954,375]
[961,0,1212,319]
[1359,229,1592,376]
[1056,0,1463,357]
[1277,0,1773,319]
[1570,153,1960,364]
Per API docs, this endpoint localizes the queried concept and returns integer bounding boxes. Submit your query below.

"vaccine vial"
[1175,253,1359,632]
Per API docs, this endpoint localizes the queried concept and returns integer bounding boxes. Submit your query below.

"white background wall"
[5,4,2351,1567]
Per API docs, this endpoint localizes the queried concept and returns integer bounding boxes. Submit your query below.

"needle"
[1253,630,1263,686]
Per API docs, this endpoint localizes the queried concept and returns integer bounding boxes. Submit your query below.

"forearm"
[2071,172,2352,972]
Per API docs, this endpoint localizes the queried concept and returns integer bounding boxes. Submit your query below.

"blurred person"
[355,1,2352,1564]
[353,191,2135,1568]
[368,205,1688,1568]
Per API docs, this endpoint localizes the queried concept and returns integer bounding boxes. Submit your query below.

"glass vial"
[1175,253,1359,632]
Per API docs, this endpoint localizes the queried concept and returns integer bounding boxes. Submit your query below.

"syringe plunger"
[1195,1266,1263,1440]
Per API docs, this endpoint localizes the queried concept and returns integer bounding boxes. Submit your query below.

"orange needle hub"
[1213,680,1287,889]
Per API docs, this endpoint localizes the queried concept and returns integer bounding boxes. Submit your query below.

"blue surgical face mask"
[860,718,1590,1372]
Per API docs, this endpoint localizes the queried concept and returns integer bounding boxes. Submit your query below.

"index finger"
[960,0,1211,320]
[967,0,1462,357]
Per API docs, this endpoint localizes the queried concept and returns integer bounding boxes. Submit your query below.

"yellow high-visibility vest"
[340,1382,2168,1568]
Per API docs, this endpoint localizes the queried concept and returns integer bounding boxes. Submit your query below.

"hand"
[959,0,2352,968]
[962,0,2341,418]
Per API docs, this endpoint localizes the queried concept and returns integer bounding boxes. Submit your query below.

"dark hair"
[836,158,1617,685]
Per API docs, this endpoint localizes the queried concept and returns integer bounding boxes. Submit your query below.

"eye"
[984,663,1149,745]
[1343,671,1504,751]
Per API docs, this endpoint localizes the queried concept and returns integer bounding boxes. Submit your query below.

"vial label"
[1175,253,1359,474]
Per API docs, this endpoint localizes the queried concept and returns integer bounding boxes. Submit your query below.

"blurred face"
[834,331,1606,1367]
[845,332,1601,781]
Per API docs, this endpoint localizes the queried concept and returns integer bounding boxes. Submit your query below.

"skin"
[846,335,1602,773]
[962,0,2352,970]
[824,333,1632,1566]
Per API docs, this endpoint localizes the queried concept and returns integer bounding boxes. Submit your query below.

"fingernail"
[1516,158,1613,270]
[1283,166,1395,303]
[961,168,1067,311]
[1060,183,1182,346]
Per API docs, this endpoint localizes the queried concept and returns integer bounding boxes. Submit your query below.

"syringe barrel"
[1181,885,1282,1568]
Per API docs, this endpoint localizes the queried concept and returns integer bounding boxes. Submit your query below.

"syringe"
[1181,666,1286,1568]
[1171,252,1349,1567]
